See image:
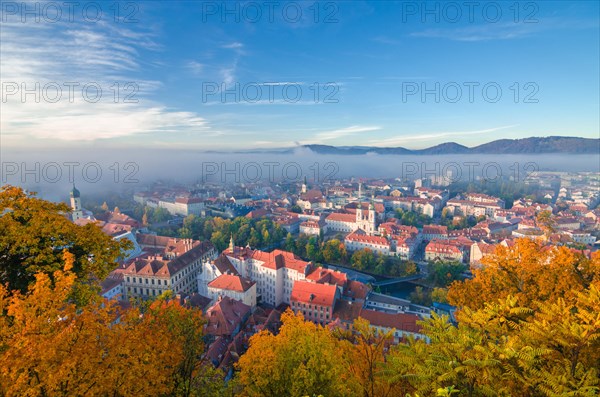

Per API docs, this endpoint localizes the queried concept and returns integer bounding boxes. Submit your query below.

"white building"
[207,273,257,308]
[159,197,204,216]
[299,220,326,236]
[200,237,313,307]
[344,230,390,255]
[121,239,216,299]
[325,201,376,234]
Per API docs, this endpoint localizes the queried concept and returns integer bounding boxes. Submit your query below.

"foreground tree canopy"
[0,186,129,303]
[0,252,227,397]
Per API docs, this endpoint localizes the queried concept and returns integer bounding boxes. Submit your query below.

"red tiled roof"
[422,225,448,235]
[251,249,311,273]
[306,268,348,286]
[359,309,421,333]
[208,274,255,292]
[425,240,462,255]
[345,231,389,246]
[205,296,251,337]
[326,212,356,223]
[291,281,337,307]
[175,197,203,204]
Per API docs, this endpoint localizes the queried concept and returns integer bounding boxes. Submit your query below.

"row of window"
[128,286,164,296]
[126,276,169,286]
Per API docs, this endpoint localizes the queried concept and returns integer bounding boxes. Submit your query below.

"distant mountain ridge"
[297,136,599,155]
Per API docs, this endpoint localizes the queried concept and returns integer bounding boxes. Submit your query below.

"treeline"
[176,215,287,252]
[284,234,418,278]
[394,208,432,227]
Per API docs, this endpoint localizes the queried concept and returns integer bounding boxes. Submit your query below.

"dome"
[70,185,80,198]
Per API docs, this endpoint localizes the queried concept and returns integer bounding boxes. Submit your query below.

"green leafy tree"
[0,186,129,304]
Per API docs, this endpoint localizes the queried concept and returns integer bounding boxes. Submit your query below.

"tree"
[427,262,466,288]
[0,186,129,304]
[409,286,431,306]
[290,205,302,213]
[336,318,407,397]
[211,231,228,252]
[447,239,600,311]
[236,310,356,397]
[0,252,226,396]
[351,249,377,271]
[322,239,346,263]
[431,287,448,304]
[537,210,555,237]
[284,232,295,252]
[142,209,149,226]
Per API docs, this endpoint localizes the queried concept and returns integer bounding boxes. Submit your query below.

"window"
[152,279,155,285]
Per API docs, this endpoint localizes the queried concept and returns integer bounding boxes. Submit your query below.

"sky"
[1,0,599,151]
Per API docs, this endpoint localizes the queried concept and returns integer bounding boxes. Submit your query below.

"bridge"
[371,274,423,287]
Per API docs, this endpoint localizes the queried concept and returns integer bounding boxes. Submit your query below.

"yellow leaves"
[449,238,600,313]
[0,258,216,396]
[237,309,357,397]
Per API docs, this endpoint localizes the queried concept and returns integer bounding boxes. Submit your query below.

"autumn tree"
[0,186,129,303]
[536,210,555,237]
[336,318,409,397]
[322,239,347,263]
[447,238,600,311]
[236,310,357,397]
[0,252,226,397]
[387,239,600,397]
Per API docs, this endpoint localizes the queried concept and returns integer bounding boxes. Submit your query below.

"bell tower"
[70,184,83,221]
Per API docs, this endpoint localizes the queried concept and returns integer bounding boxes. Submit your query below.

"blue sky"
[1,0,599,150]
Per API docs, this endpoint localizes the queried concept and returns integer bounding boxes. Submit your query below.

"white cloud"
[222,42,244,50]
[312,126,382,142]
[0,7,212,145]
[370,125,519,147]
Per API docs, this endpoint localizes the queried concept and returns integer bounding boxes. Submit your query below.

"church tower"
[301,176,307,194]
[70,185,83,222]
[368,201,376,233]
[229,234,235,252]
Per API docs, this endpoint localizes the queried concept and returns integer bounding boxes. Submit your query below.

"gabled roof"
[205,296,251,337]
[208,274,255,292]
[291,281,337,307]
[213,254,239,276]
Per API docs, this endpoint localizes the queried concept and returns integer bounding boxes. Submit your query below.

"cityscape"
[1,1,599,396]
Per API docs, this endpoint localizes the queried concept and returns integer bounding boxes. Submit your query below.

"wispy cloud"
[222,42,244,50]
[0,8,212,144]
[370,125,518,147]
[410,23,539,42]
[312,125,382,142]
[186,61,205,75]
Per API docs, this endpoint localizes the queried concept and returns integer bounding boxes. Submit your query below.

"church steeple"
[356,182,362,203]
[70,184,80,198]
[69,184,83,222]
[229,234,234,252]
